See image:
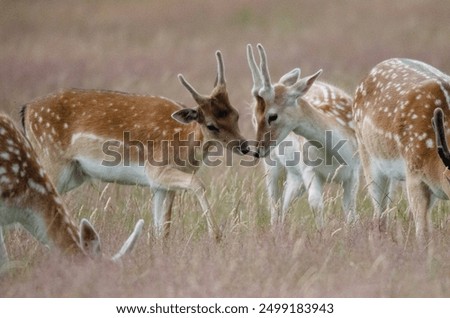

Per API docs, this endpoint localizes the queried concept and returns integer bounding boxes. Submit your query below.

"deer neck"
[190,123,208,162]
[292,99,340,144]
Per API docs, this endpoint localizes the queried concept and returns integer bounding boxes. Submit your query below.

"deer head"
[247,43,322,158]
[172,51,250,156]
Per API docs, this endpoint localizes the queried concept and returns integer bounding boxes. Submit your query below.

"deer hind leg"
[152,188,176,239]
[405,174,434,246]
[263,161,283,227]
[147,166,221,241]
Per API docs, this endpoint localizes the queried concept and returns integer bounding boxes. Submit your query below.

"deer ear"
[289,69,322,98]
[171,108,199,124]
[279,68,301,86]
[79,219,101,258]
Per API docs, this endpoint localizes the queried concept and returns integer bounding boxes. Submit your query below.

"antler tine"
[215,50,226,86]
[432,108,450,168]
[178,74,206,104]
[257,43,272,92]
[246,44,263,96]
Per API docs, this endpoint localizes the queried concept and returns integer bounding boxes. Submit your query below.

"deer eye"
[206,124,219,132]
[268,114,278,125]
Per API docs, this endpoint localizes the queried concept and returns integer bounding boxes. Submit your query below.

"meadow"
[0,0,449,297]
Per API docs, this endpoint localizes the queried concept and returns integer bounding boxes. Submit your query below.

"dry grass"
[0,0,450,297]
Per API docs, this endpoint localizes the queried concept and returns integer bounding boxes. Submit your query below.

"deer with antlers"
[353,58,450,243]
[246,44,360,227]
[0,113,143,265]
[21,51,249,240]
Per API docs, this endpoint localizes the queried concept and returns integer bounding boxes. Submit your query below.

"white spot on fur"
[335,117,346,126]
[0,152,10,160]
[11,164,19,174]
[45,181,53,191]
[426,138,434,149]
[53,196,62,205]
[418,133,427,141]
[71,132,104,145]
[0,176,10,184]
[28,179,47,194]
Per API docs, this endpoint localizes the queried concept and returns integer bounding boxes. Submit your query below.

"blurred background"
[1,0,450,297]
[1,0,450,137]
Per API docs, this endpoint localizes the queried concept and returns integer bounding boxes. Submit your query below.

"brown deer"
[0,113,144,265]
[246,44,359,228]
[21,51,250,240]
[353,58,450,243]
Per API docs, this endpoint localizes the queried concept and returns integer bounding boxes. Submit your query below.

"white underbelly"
[76,156,153,186]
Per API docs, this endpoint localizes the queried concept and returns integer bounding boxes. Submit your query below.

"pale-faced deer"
[21,51,249,240]
[0,113,144,265]
[247,44,360,227]
[353,58,450,243]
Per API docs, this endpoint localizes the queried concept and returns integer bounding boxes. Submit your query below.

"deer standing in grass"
[0,113,143,265]
[21,51,249,240]
[353,58,450,243]
[246,44,359,227]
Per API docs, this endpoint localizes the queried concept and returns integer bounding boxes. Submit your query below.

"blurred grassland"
[0,0,449,297]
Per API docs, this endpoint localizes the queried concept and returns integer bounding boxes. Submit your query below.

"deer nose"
[256,142,269,158]
[240,140,250,154]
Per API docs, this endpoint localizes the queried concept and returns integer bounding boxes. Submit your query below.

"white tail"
[246,44,360,227]
[353,58,450,243]
[0,113,143,265]
[21,51,250,240]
